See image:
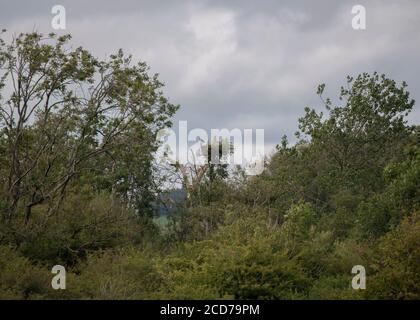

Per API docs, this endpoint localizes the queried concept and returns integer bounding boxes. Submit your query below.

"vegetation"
[0,32,418,300]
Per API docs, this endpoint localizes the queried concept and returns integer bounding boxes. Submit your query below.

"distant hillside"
[153,188,187,216]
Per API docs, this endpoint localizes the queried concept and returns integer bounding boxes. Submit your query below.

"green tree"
[298,73,414,196]
[0,32,178,227]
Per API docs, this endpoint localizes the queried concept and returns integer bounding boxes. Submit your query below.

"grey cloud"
[1,0,419,148]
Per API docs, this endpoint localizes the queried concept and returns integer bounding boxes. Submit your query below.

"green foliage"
[0,31,178,227]
[67,248,164,299]
[356,142,420,238]
[0,32,418,300]
[282,201,317,245]
[169,204,225,242]
[0,246,51,299]
[367,213,420,299]
[298,72,414,196]
[15,191,145,266]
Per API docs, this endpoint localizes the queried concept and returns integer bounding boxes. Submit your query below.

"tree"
[298,73,414,195]
[356,129,420,238]
[0,32,178,226]
[368,213,420,299]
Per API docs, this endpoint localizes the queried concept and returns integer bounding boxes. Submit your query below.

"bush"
[15,191,145,266]
[67,248,164,299]
[0,246,51,299]
[367,213,420,299]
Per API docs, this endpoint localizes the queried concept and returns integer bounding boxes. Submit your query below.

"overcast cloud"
[1,0,419,153]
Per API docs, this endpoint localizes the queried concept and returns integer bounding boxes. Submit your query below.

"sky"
[1,0,419,155]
